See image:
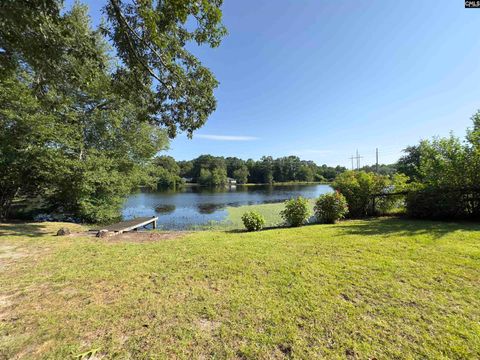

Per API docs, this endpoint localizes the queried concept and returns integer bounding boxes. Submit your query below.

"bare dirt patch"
[0,244,42,272]
[196,318,221,334]
[0,245,27,261]
[0,293,14,320]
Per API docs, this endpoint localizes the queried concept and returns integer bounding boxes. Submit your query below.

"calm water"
[122,184,332,230]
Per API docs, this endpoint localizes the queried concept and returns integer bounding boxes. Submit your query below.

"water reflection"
[123,184,332,230]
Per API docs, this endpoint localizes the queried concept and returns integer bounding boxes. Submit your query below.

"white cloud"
[195,134,259,141]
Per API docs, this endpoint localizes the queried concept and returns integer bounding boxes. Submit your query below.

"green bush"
[241,211,266,231]
[332,171,408,218]
[333,171,388,218]
[280,197,311,227]
[406,187,480,220]
[314,192,348,224]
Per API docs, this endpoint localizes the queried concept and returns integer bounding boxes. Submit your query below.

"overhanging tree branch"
[108,0,175,89]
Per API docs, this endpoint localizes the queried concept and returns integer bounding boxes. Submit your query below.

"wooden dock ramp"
[95,216,158,237]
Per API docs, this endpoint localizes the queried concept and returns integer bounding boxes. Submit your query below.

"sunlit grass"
[1,218,479,358]
[219,199,316,230]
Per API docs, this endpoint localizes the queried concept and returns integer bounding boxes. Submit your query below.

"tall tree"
[0,0,226,221]
[466,111,480,188]
[0,71,57,220]
[396,145,422,182]
[151,155,182,189]
[232,165,249,184]
[103,0,226,137]
[191,155,226,182]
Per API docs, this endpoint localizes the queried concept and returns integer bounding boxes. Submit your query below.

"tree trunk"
[0,186,19,222]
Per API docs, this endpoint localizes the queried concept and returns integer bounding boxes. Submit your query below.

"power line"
[349,150,363,170]
[356,149,363,170]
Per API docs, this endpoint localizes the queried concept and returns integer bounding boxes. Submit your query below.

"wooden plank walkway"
[93,216,158,236]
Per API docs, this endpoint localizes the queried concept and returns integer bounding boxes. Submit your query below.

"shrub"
[314,192,348,224]
[406,187,480,220]
[333,171,396,218]
[241,211,266,231]
[373,173,409,215]
[333,171,387,218]
[280,197,311,227]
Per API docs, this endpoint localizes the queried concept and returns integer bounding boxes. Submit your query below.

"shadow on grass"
[0,222,52,238]
[224,221,330,234]
[225,225,288,234]
[225,217,480,238]
[333,217,480,239]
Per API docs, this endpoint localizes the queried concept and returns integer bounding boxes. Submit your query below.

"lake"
[122,184,333,230]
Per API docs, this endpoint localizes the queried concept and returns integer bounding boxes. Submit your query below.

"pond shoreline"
[181,181,332,187]
[124,183,333,230]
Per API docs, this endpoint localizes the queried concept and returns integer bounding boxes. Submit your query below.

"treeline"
[149,155,347,188]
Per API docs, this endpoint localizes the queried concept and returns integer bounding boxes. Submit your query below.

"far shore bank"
[182,181,332,187]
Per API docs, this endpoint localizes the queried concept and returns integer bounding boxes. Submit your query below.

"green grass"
[1,219,480,359]
[222,200,316,229]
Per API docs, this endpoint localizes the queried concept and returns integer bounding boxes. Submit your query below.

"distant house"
[182,177,193,183]
[227,177,237,185]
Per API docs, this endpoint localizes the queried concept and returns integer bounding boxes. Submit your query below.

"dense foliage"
[0,0,226,221]
[403,112,480,220]
[333,171,389,218]
[177,155,347,185]
[280,197,311,227]
[396,145,422,182]
[314,192,348,224]
[198,168,228,187]
[241,211,266,231]
[360,163,398,176]
[333,171,407,218]
[150,156,183,189]
[405,188,478,220]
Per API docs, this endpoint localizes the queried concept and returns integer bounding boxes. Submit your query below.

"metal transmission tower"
[349,150,363,170]
[356,149,361,169]
[349,155,355,170]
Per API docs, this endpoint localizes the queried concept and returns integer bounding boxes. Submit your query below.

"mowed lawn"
[1,219,479,359]
[223,201,315,230]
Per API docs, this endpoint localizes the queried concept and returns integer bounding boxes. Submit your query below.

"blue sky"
[73,0,480,167]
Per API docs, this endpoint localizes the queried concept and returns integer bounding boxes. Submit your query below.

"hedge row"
[406,187,480,220]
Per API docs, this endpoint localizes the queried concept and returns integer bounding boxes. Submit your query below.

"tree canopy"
[0,0,226,221]
[398,111,480,220]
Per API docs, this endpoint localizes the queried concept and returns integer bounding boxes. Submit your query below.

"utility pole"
[355,149,363,170]
[349,151,363,170]
[375,148,379,173]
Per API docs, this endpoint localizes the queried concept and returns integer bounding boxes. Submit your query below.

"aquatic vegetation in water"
[155,204,176,214]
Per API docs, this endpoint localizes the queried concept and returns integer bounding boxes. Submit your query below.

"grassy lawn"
[222,200,316,230]
[1,219,479,359]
